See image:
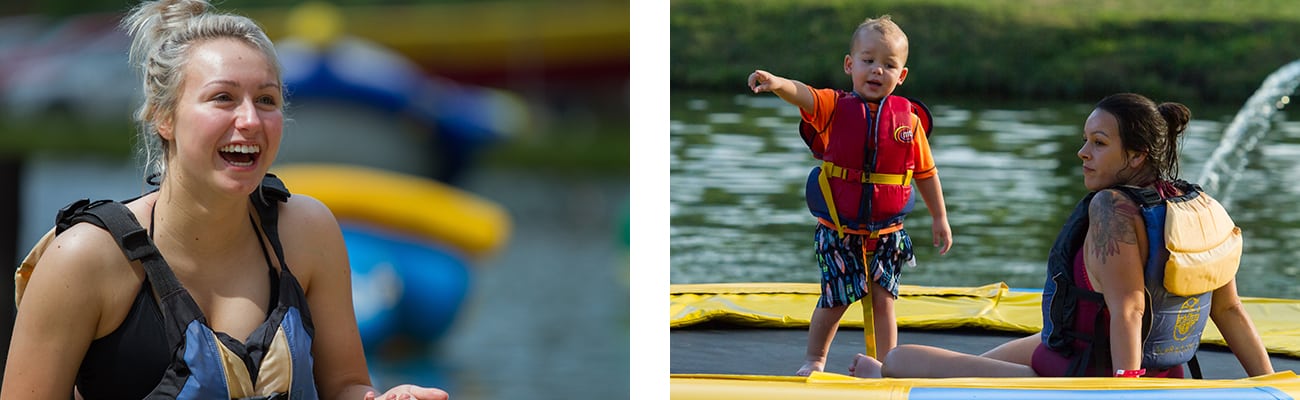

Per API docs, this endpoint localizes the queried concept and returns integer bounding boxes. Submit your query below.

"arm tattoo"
[1088,190,1140,264]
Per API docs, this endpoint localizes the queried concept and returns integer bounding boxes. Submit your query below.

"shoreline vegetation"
[672,0,1300,106]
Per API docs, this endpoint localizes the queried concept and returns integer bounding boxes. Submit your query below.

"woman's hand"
[364,384,449,400]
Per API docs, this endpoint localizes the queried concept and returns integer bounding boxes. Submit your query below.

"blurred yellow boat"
[272,163,510,258]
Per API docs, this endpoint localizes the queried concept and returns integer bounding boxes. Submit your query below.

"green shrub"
[672,0,1300,104]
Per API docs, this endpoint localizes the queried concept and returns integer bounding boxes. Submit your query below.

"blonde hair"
[850,15,909,64]
[122,0,281,181]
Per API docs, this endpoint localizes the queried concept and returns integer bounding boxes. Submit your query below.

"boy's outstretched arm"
[748,70,816,112]
[915,176,952,254]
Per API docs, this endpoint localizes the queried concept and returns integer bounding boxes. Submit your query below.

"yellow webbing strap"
[860,245,880,359]
[862,287,876,359]
[818,161,913,239]
[822,161,913,186]
[817,165,845,239]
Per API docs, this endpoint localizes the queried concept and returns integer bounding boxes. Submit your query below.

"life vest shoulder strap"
[54,200,180,296]
[17,174,291,306]
[255,173,291,269]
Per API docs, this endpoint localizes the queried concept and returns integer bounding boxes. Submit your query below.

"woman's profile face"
[1077,108,1137,191]
[166,38,283,196]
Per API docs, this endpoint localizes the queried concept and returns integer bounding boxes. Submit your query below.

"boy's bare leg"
[798,304,850,376]
[869,280,897,360]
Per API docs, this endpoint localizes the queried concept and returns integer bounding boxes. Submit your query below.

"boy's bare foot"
[796,360,825,376]
[848,353,883,378]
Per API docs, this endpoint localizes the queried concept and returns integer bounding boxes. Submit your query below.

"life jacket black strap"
[55,198,194,346]
[1113,185,1163,207]
[51,174,294,347]
[1046,271,1106,352]
[56,200,183,297]
[1188,353,1203,379]
[253,174,291,271]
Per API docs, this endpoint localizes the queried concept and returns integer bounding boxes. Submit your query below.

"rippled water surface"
[670,92,1300,298]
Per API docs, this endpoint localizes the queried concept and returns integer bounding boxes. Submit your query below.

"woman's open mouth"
[219,144,260,167]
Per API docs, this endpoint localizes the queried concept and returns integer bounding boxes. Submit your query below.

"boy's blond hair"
[850,15,909,64]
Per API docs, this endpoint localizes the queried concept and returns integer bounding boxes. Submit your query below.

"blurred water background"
[0,1,629,399]
[669,0,1300,302]
[670,92,1300,299]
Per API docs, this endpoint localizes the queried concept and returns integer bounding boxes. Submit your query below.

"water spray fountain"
[1197,60,1300,205]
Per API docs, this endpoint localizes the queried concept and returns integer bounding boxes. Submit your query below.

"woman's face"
[1077,108,1141,191]
[163,38,282,197]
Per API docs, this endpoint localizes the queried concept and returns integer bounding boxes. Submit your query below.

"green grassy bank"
[672,0,1300,104]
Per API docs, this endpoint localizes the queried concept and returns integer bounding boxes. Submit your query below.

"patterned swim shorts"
[813,224,916,308]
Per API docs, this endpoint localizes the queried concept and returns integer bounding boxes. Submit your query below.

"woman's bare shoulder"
[39,223,132,273]
[1087,188,1141,218]
[30,195,155,293]
[278,193,342,235]
[22,220,139,313]
[273,193,347,283]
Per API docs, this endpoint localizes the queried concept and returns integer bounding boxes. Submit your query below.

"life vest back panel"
[1040,181,1227,374]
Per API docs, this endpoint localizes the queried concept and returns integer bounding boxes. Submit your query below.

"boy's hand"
[748,70,780,93]
[748,70,814,112]
[931,217,952,255]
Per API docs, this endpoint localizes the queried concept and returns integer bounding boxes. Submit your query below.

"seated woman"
[849,93,1275,379]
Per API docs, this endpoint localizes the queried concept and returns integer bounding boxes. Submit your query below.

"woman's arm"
[1,227,113,399]
[1084,189,1147,374]
[282,195,375,399]
[284,195,447,400]
[1210,279,1275,376]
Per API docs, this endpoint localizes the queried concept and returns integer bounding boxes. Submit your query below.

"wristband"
[1114,368,1146,378]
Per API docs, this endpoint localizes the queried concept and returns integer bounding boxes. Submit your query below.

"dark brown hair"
[1095,93,1191,182]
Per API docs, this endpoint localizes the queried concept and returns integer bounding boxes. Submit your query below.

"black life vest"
[48,174,319,398]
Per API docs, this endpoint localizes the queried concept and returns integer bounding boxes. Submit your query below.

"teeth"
[220,144,260,154]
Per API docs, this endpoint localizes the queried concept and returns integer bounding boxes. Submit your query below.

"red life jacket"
[801,93,932,238]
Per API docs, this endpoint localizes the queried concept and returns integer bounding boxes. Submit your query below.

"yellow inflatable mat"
[671,282,1300,357]
[671,282,1300,399]
[672,371,1300,399]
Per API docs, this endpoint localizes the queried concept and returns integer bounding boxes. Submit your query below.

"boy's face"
[843,30,908,102]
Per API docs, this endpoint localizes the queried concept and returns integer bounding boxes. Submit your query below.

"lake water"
[670,92,1300,299]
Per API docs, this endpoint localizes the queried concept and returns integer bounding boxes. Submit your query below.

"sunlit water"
[670,92,1300,299]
